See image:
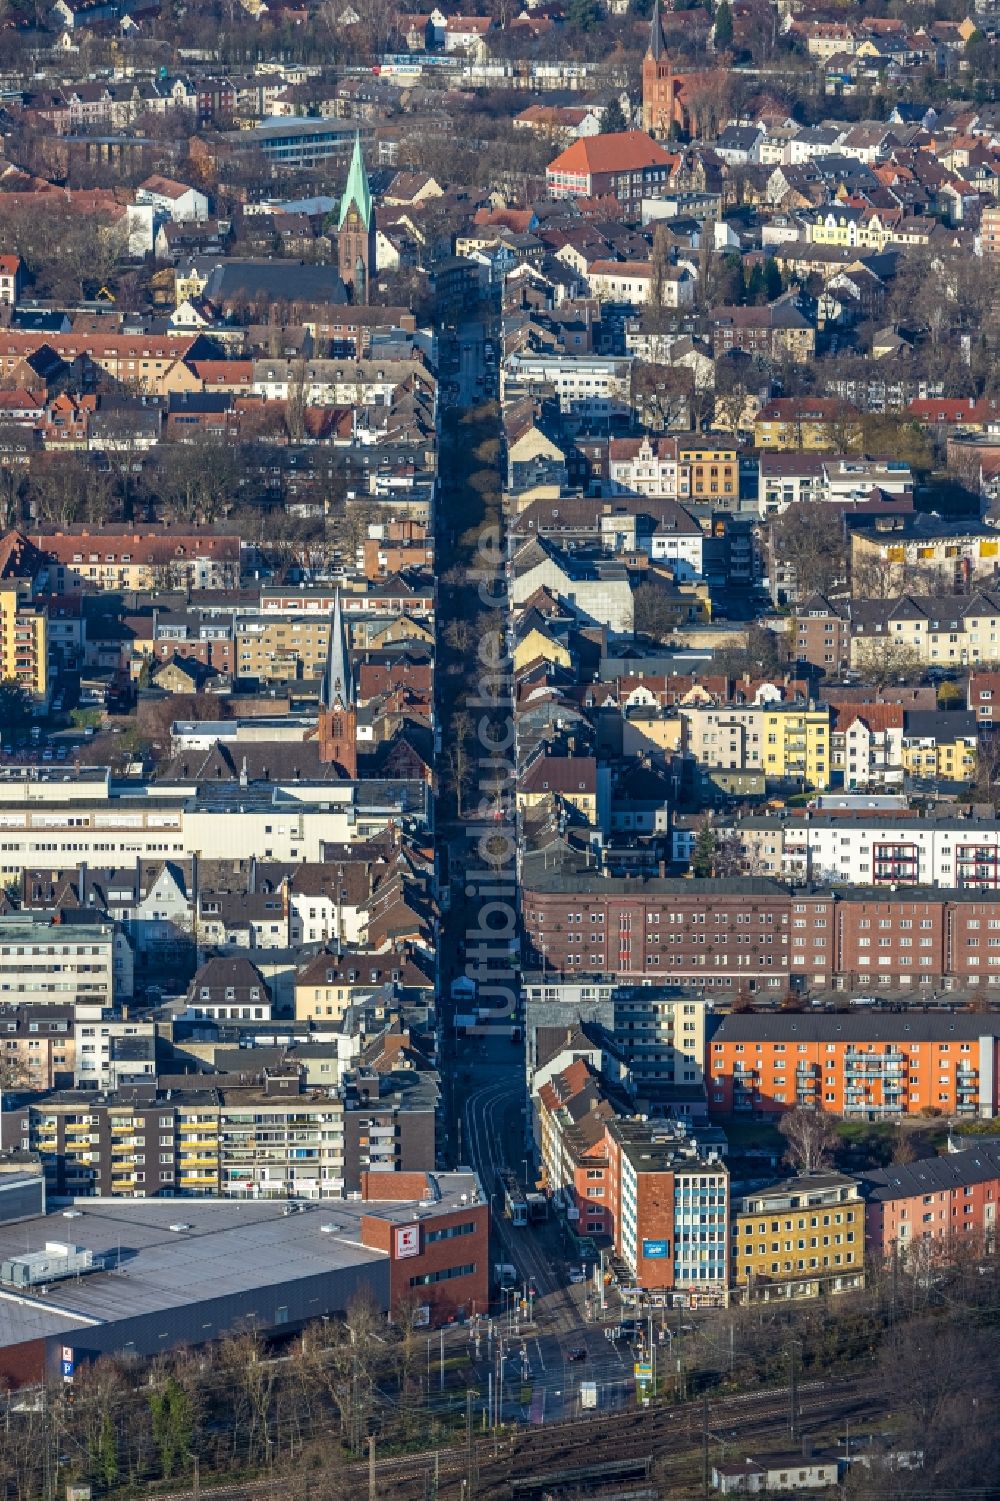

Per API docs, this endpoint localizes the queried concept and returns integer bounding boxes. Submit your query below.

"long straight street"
[432,350,639,1427]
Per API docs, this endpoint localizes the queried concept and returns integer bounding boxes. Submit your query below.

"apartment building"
[502,352,633,422]
[74,1013,156,1090]
[762,456,912,519]
[677,436,740,504]
[0,255,24,307]
[0,911,132,1005]
[521,874,794,990]
[708,1013,1000,1120]
[710,303,816,364]
[980,203,1000,257]
[679,703,831,790]
[850,592,1000,669]
[0,1005,75,1091]
[609,435,681,498]
[522,977,708,1097]
[829,702,904,788]
[251,358,435,408]
[0,332,199,394]
[861,1143,1000,1260]
[730,1173,864,1302]
[792,596,851,675]
[900,711,978,782]
[850,517,1000,596]
[589,261,694,309]
[759,454,825,517]
[754,398,861,450]
[341,1065,438,1192]
[218,1080,346,1199]
[5,1092,220,1198]
[722,812,1000,891]
[260,582,436,622]
[183,957,273,1023]
[293,948,434,1023]
[534,1056,729,1297]
[968,670,1000,725]
[29,527,240,594]
[537,1059,616,1240]
[0,585,48,700]
[0,773,427,881]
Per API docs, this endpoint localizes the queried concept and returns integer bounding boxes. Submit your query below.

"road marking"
[534,1338,546,1371]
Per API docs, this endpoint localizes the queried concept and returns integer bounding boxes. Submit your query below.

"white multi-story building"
[0,911,132,1005]
[719,812,1000,890]
[609,435,680,498]
[73,1010,156,1089]
[0,772,428,881]
[502,353,633,422]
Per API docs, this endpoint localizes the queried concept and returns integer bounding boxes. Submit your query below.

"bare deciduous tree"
[778,1108,838,1174]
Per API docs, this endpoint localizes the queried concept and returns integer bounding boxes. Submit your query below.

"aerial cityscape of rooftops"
[2,0,1000,1495]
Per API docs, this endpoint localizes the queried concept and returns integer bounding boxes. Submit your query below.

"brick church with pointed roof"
[642,0,726,140]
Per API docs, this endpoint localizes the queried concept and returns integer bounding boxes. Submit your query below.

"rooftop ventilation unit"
[1,1242,96,1287]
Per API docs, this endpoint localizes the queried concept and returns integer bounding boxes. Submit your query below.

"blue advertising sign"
[642,1239,669,1260]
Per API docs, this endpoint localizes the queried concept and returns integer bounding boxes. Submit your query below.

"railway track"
[145,1375,885,1501]
[347,1374,884,1488]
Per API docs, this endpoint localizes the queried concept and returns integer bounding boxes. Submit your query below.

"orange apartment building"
[861,1142,1000,1262]
[708,1013,1000,1121]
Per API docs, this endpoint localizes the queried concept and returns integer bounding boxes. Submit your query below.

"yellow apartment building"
[0,584,48,699]
[731,1174,864,1302]
[680,704,830,789]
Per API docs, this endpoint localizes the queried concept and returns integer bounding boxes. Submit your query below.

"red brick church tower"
[642,0,687,139]
[316,590,358,778]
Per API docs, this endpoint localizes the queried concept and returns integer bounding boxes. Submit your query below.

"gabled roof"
[862,1143,1000,1203]
[520,754,597,796]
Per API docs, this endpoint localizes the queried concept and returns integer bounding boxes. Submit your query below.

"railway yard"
[140,1373,886,1501]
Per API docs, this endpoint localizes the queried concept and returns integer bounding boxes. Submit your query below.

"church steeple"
[320,588,354,710]
[648,0,667,60]
[338,131,373,233]
[338,132,376,304]
[317,590,358,777]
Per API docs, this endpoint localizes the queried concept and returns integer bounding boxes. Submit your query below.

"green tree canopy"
[714,0,734,50]
[600,98,627,134]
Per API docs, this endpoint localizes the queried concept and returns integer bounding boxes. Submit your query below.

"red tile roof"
[829,701,904,734]
[547,131,672,177]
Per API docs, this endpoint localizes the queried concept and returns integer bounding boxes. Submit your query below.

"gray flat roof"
[712,1013,1000,1042]
[0,1173,481,1349]
[0,1201,382,1345]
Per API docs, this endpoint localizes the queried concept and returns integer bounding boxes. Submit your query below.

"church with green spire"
[338,132,376,305]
